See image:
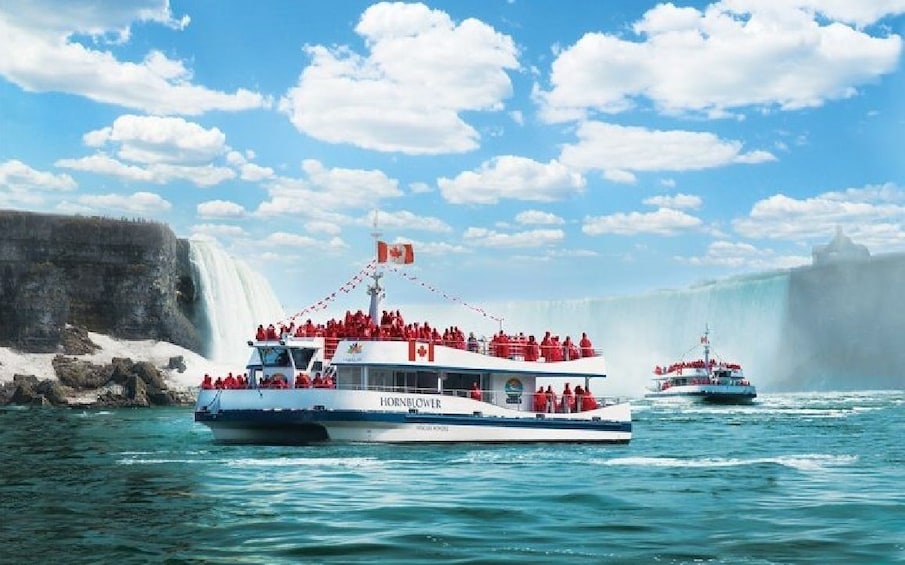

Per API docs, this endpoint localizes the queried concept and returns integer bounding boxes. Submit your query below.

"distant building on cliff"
[812,227,870,265]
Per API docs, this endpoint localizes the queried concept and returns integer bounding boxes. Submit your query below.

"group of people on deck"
[532,383,599,413]
[488,331,595,361]
[255,310,472,351]
[200,371,335,390]
[654,359,743,375]
[253,309,597,363]
[200,372,248,390]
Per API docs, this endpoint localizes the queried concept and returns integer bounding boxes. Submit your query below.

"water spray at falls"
[189,239,285,366]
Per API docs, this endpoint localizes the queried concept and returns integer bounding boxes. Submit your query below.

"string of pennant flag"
[386,265,504,323]
[278,260,378,326]
[275,257,503,328]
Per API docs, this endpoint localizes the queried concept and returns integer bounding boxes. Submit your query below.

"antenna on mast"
[367,209,383,321]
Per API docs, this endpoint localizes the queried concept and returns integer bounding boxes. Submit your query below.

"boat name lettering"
[379,396,442,409]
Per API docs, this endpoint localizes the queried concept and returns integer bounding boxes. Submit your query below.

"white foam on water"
[601,453,858,471]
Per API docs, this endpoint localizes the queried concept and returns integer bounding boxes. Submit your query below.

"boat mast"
[702,324,711,375]
[367,210,383,322]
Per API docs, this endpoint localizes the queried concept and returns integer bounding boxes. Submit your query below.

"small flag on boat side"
[377,241,414,264]
[408,340,434,362]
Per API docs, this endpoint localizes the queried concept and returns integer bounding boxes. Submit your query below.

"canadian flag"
[408,339,435,362]
[377,241,414,264]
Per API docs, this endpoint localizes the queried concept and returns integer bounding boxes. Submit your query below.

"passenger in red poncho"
[561,383,574,413]
[582,386,599,411]
[533,386,546,412]
[579,332,594,358]
[545,385,556,413]
[469,382,482,401]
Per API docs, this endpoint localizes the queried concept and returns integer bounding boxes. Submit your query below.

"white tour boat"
[194,243,632,445]
[646,327,756,404]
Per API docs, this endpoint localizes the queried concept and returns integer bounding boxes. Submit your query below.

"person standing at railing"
[563,336,580,361]
[469,382,482,401]
[467,332,479,352]
[533,386,546,412]
[541,332,554,361]
[582,386,599,411]
[545,385,556,413]
[525,335,539,362]
[579,332,594,357]
[561,383,573,413]
[549,336,563,362]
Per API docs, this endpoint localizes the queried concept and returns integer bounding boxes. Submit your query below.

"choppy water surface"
[1,391,903,564]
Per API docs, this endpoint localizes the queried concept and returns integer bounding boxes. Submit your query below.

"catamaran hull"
[194,389,631,444]
[645,385,757,404]
[195,410,631,444]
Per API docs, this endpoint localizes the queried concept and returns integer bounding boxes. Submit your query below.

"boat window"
[246,366,262,389]
[392,370,439,393]
[290,348,316,371]
[259,346,291,368]
[369,368,394,391]
[336,366,362,390]
[444,372,479,396]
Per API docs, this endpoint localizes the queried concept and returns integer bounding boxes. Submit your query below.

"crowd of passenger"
[254,309,597,362]
[199,372,604,412]
[200,371,336,390]
[531,382,599,413]
[654,358,743,375]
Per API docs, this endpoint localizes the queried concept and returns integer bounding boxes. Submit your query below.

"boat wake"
[601,454,858,472]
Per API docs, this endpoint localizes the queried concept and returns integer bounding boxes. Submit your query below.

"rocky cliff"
[0,210,201,354]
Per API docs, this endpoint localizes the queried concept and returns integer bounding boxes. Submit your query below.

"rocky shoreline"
[0,327,196,408]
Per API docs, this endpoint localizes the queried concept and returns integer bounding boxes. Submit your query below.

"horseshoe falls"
[189,239,285,366]
[397,272,789,397]
[396,255,905,395]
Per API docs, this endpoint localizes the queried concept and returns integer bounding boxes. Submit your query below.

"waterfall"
[395,272,791,397]
[189,239,285,366]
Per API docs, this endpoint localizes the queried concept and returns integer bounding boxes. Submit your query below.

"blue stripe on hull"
[646,391,756,404]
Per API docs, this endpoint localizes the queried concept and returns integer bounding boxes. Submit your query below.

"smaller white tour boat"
[194,238,632,444]
[646,326,756,404]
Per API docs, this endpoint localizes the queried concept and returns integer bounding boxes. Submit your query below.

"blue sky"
[2,0,904,316]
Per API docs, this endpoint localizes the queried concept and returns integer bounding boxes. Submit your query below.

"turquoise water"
[1,391,903,564]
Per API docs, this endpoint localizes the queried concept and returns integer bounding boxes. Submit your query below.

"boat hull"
[194,389,632,444]
[644,384,757,405]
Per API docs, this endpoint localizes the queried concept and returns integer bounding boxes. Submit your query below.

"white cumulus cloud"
[536,1,903,121]
[583,208,703,236]
[463,227,565,248]
[560,122,775,178]
[439,156,585,205]
[78,190,171,213]
[278,2,519,154]
[0,1,267,115]
[732,183,905,251]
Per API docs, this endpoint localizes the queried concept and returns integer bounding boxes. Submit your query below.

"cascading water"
[395,272,791,397]
[189,239,285,366]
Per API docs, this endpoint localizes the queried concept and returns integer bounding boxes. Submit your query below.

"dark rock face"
[53,355,110,389]
[0,210,201,354]
[1,374,69,406]
[1,356,193,408]
[60,326,100,355]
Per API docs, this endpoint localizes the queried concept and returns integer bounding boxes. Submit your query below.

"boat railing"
[311,335,603,363]
[208,381,623,409]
